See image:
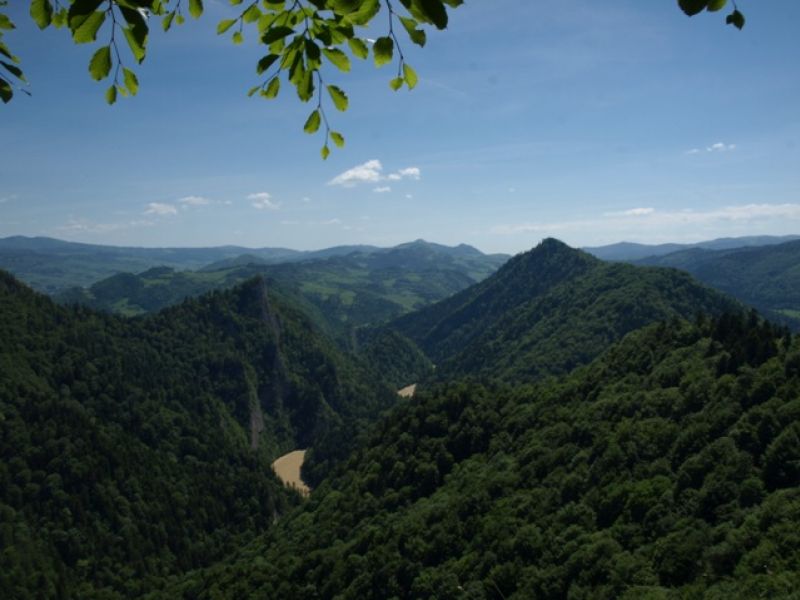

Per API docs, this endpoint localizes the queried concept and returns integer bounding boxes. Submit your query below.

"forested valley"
[1,238,799,598]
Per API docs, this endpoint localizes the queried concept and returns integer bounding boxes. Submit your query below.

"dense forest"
[178,314,800,599]
[393,239,741,382]
[2,236,799,599]
[0,270,394,597]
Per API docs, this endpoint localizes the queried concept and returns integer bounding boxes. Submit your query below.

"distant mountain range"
[0,235,508,294]
[47,240,508,345]
[636,240,800,328]
[583,235,800,261]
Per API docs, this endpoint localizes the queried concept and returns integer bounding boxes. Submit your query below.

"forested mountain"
[0,270,394,597]
[53,240,508,343]
[584,235,800,262]
[636,240,800,330]
[393,239,741,382]
[176,315,800,599]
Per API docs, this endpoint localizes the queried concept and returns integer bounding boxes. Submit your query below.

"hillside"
[53,240,509,343]
[636,240,800,329]
[393,238,741,382]
[0,271,394,597]
[178,315,800,599]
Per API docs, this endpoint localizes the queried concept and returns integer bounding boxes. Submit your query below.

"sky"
[1,0,800,254]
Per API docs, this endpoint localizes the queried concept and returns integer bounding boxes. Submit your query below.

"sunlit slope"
[393,238,741,382]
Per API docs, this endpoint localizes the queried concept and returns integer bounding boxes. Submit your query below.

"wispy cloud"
[686,141,736,155]
[491,203,800,241]
[0,194,17,204]
[56,218,154,235]
[144,202,178,216]
[329,159,422,187]
[373,186,391,193]
[178,195,211,207]
[248,192,280,210]
[606,207,655,217]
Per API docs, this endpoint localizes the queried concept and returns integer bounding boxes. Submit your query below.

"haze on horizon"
[1,1,799,254]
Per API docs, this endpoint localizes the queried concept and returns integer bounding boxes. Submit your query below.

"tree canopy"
[1,0,745,157]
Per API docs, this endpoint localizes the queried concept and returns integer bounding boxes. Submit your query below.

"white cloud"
[329,159,384,186]
[686,142,736,155]
[178,195,211,206]
[248,192,280,210]
[322,218,342,226]
[405,194,414,199]
[607,207,655,217]
[144,202,178,216]
[0,194,17,204]
[490,203,800,239]
[56,218,154,234]
[373,186,392,193]
[328,160,422,187]
[396,167,421,180]
[708,142,736,152]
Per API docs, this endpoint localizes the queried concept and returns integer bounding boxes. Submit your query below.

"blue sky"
[2,0,799,253]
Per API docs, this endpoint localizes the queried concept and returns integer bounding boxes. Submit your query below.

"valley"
[1,235,798,598]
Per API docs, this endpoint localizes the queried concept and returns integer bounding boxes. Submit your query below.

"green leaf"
[188,0,203,19]
[373,36,393,67]
[413,0,448,29]
[88,45,111,81]
[123,24,147,63]
[262,76,280,99]
[321,144,330,160]
[389,76,403,91]
[726,9,745,29]
[0,14,13,31]
[242,4,261,23]
[327,84,348,111]
[322,48,351,72]
[330,131,345,148]
[247,85,260,97]
[162,12,175,32]
[0,40,16,63]
[303,109,321,133]
[403,63,418,89]
[232,31,244,45]
[262,25,294,44]
[217,19,237,34]
[0,60,24,80]
[0,78,13,103]
[123,67,138,95]
[347,38,368,60]
[706,0,727,11]
[30,0,54,29]
[296,69,314,102]
[256,54,279,75]
[399,16,426,47]
[71,11,106,44]
[105,84,117,105]
[678,0,708,17]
